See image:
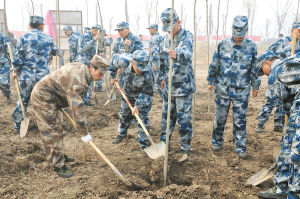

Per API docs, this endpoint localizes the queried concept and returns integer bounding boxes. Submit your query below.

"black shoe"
[255,125,264,133]
[64,154,75,163]
[212,145,221,151]
[112,135,127,144]
[179,149,191,155]
[238,152,247,159]
[257,187,287,199]
[84,101,93,107]
[274,126,283,132]
[14,123,20,135]
[6,97,12,104]
[54,165,73,178]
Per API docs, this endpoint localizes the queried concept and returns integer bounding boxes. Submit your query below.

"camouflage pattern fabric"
[11,28,60,129]
[31,62,92,167]
[68,31,81,63]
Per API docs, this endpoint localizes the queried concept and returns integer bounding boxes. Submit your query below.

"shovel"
[246,147,281,186]
[115,82,165,159]
[61,109,141,189]
[7,42,30,137]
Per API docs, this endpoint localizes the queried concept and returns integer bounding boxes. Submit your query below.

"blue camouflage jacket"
[207,37,260,99]
[79,31,108,64]
[268,36,291,58]
[149,32,163,69]
[13,29,60,81]
[160,28,195,96]
[268,53,300,113]
[0,33,15,84]
[112,32,143,55]
[282,40,300,58]
[68,31,81,62]
[108,53,153,109]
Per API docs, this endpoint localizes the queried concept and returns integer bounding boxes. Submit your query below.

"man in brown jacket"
[31,55,108,178]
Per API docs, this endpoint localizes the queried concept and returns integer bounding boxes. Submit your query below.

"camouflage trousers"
[11,79,39,129]
[118,95,152,148]
[160,94,193,152]
[287,98,300,195]
[257,88,284,127]
[0,83,10,99]
[31,83,65,168]
[153,70,163,97]
[212,96,249,153]
[274,98,300,194]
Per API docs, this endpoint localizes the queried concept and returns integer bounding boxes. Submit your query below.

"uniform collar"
[174,27,184,40]
[31,28,41,32]
[231,37,246,47]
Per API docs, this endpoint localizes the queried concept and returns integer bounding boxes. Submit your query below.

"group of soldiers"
[0,6,299,199]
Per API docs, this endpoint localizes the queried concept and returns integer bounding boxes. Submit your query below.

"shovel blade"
[247,163,277,186]
[20,117,30,137]
[144,141,166,159]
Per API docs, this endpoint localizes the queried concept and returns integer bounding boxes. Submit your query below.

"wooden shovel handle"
[115,82,155,145]
[7,42,26,118]
[88,141,133,187]
[61,109,77,129]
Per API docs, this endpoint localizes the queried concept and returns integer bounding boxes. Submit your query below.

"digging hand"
[208,85,215,92]
[161,80,166,90]
[124,39,131,47]
[12,71,17,79]
[252,89,258,97]
[81,133,92,144]
[132,106,139,116]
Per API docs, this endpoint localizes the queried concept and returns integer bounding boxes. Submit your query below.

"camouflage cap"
[161,8,179,32]
[84,27,91,33]
[256,50,276,76]
[110,53,132,69]
[232,16,248,37]
[63,25,73,32]
[292,21,300,29]
[132,50,149,72]
[115,22,129,31]
[90,55,109,70]
[147,24,158,30]
[30,16,44,25]
[92,24,102,31]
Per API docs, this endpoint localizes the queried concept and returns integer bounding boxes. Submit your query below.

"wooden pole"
[163,0,175,187]
[297,0,300,21]
[192,0,197,134]
[206,0,210,64]
[216,0,220,47]
[30,0,34,15]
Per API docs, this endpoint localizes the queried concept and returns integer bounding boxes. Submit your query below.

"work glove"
[81,133,92,144]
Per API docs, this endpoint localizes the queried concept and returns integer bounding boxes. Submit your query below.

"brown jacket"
[31,62,92,134]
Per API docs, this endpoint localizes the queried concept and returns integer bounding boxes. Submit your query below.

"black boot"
[257,187,287,199]
[54,165,73,178]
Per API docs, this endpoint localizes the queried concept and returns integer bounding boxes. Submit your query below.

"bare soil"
[0,65,283,198]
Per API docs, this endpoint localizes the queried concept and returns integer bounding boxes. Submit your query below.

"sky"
[3,0,300,39]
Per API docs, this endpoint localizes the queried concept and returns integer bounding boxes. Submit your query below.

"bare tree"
[108,17,113,34]
[265,19,271,41]
[222,0,229,37]
[242,0,256,36]
[96,0,103,27]
[125,0,129,23]
[145,0,153,26]
[180,4,187,29]
[272,0,292,35]
[154,0,159,24]
[297,0,300,21]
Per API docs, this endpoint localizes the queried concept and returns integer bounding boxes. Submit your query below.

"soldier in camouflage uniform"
[256,52,300,199]
[84,27,90,33]
[147,24,163,97]
[63,25,81,63]
[159,8,195,159]
[255,22,300,133]
[0,33,15,104]
[11,16,60,134]
[31,55,108,178]
[112,21,144,88]
[94,28,113,92]
[109,50,153,152]
[207,16,260,159]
